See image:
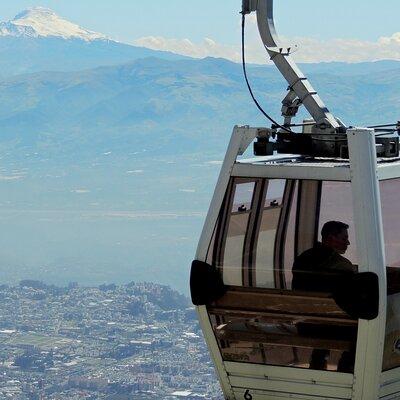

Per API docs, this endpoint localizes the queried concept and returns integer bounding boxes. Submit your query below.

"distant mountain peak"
[0,7,107,41]
[14,6,56,20]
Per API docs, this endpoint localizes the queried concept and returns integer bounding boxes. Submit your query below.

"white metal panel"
[194,127,254,400]
[348,128,387,400]
[232,162,351,181]
[233,389,348,400]
[239,154,302,164]
[229,376,352,399]
[225,361,354,385]
[227,361,353,399]
[378,162,400,181]
[197,306,234,398]
[194,126,262,399]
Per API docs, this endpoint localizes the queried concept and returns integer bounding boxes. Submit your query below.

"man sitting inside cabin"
[292,220,357,291]
[292,221,358,372]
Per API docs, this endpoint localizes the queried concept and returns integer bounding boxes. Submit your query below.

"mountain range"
[1,56,400,158]
[0,8,399,292]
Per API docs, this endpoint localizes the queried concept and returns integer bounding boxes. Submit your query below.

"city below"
[0,280,222,399]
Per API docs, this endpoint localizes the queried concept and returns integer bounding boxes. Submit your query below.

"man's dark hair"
[321,221,349,239]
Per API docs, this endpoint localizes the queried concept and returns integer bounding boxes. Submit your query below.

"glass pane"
[381,179,400,268]
[220,180,256,286]
[255,180,285,288]
[231,182,255,213]
[264,179,285,207]
[255,208,280,287]
[380,179,400,371]
[223,213,249,286]
[318,181,358,264]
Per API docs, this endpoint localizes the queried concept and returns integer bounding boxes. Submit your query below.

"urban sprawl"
[0,281,222,399]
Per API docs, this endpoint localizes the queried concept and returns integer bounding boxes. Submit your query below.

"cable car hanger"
[242,0,340,130]
[190,2,400,399]
[241,0,400,158]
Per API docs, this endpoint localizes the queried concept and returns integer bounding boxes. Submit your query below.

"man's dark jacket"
[292,242,357,292]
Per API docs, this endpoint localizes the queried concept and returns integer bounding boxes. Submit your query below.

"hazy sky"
[1,1,400,63]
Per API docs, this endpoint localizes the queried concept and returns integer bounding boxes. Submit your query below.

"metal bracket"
[281,88,302,126]
[242,0,258,14]
[253,128,400,159]
[247,0,343,130]
[237,126,261,155]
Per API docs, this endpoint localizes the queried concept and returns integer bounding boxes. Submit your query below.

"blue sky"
[1,0,399,43]
[1,1,400,63]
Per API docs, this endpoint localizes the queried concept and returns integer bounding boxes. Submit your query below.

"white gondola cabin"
[191,126,400,400]
[190,1,400,399]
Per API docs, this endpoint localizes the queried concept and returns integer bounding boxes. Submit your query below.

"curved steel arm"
[243,0,341,129]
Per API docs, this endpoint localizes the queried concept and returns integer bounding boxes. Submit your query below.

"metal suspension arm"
[242,0,342,130]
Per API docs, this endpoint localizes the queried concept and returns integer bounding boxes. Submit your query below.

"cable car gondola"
[190,1,400,399]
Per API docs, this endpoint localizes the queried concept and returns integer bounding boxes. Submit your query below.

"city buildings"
[0,281,222,399]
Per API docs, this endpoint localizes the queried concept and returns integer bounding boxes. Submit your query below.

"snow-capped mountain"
[0,7,107,41]
[0,7,186,77]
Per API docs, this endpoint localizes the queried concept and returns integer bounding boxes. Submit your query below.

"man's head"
[321,221,350,254]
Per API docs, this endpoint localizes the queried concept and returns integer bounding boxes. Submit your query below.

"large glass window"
[208,178,359,372]
[214,178,289,288]
[212,178,358,290]
[381,179,400,268]
[380,179,400,371]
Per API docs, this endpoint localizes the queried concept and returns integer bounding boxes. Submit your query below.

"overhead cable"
[241,13,292,133]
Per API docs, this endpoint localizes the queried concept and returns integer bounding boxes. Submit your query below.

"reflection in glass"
[209,311,356,371]
[255,180,285,288]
